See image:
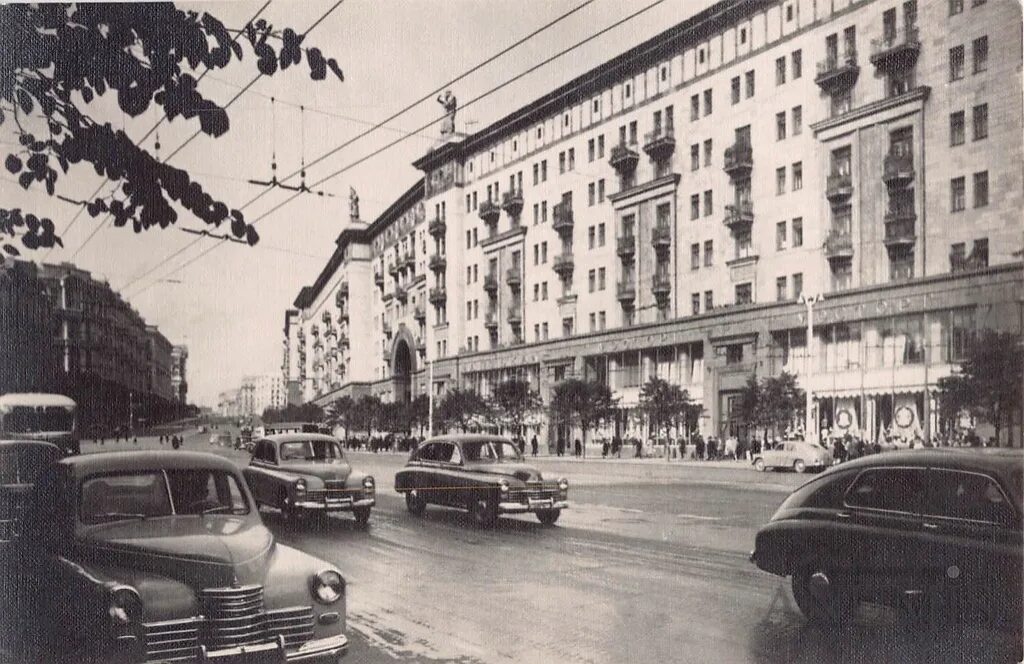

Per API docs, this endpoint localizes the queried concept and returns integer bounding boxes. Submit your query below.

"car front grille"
[143,584,316,661]
[507,486,559,503]
[306,480,368,502]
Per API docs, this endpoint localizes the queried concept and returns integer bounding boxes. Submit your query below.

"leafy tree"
[937,330,1023,446]
[408,394,430,436]
[489,379,542,437]
[437,388,486,433]
[261,401,323,424]
[1,3,344,255]
[734,371,805,442]
[351,394,381,436]
[548,379,617,458]
[377,401,410,434]
[326,395,354,438]
[639,377,683,440]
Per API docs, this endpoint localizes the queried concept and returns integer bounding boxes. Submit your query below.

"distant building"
[171,345,188,404]
[218,375,286,418]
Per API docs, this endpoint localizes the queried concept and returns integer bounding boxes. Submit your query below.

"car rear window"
[925,469,1016,526]
[782,469,859,511]
[844,467,927,514]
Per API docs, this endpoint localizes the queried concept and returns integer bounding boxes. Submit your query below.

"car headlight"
[108,585,143,626]
[558,478,569,491]
[310,569,345,605]
[363,476,375,490]
[294,478,306,497]
[499,479,509,494]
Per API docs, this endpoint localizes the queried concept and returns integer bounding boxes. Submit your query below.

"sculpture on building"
[437,90,457,136]
[349,187,360,222]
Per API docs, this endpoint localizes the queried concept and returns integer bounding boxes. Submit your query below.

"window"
[691,144,700,171]
[845,468,926,513]
[597,136,604,158]
[598,311,606,330]
[739,27,747,44]
[776,112,787,140]
[791,50,802,79]
[559,151,566,174]
[588,226,596,248]
[588,139,595,162]
[690,243,700,269]
[598,179,605,202]
[972,36,988,73]
[703,89,712,116]
[704,290,713,310]
[541,282,548,300]
[972,238,989,267]
[731,76,741,104]
[792,272,803,298]
[541,201,548,223]
[972,103,988,140]
[542,322,548,339]
[690,94,700,121]
[926,470,1015,525]
[792,106,802,136]
[776,221,787,250]
[776,276,788,301]
[786,4,794,21]
[792,162,803,191]
[745,70,755,98]
[951,176,966,211]
[589,313,596,332]
[533,284,539,301]
[629,121,637,144]
[973,171,989,207]
[702,190,713,216]
[598,224,606,247]
[950,0,963,14]
[775,56,786,85]
[625,82,631,98]
[703,139,712,166]
[532,163,539,185]
[588,269,596,292]
[691,293,701,315]
[792,218,803,247]
[698,47,705,64]
[703,240,713,267]
[949,45,965,81]
[588,183,596,206]
[541,160,548,181]
[690,194,700,220]
[562,317,574,337]
[598,268,606,290]
[735,283,752,305]
[950,111,965,145]
[776,167,786,194]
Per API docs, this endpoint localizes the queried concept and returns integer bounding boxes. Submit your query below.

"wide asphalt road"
[74,429,1021,663]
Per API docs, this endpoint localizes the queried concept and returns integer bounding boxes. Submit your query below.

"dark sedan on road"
[244,434,375,526]
[5,451,349,663]
[394,434,569,527]
[751,448,1022,635]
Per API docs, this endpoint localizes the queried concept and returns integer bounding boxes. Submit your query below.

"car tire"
[791,567,857,627]
[405,490,427,516]
[753,458,766,472]
[536,509,560,526]
[353,506,371,527]
[469,495,498,528]
[793,458,807,473]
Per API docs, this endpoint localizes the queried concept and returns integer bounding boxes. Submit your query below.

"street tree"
[489,379,542,438]
[437,388,486,433]
[327,395,355,439]
[409,394,430,436]
[352,395,381,436]
[638,377,685,440]
[548,379,617,457]
[377,401,409,435]
[261,401,323,424]
[1,3,344,256]
[937,330,1023,445]
[734,372,805,442]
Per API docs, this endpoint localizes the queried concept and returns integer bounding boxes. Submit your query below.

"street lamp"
[800,292,824,444]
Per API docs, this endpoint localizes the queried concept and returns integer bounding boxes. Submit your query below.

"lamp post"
[427,358,435,437]
[800,292,824,443]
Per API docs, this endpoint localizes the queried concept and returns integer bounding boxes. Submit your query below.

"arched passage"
[390,327,416,403]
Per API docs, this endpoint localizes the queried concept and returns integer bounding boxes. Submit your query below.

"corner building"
[292,0,1024,447]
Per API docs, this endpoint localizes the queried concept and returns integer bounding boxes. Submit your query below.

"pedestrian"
[695,434,705,461]
[574,438,582,457]
[634,438,642,458]
[531,434,539,456]
[556,437,564,457]
[601,439,609,458]
[678,438,686,460]
[611,435,621,458]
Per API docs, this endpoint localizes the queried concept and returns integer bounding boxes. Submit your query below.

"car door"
[920,468,1022,628]
[410,443,441,504]
[248,440,277,506]
[430,443,461,507]
[842,466,927,604]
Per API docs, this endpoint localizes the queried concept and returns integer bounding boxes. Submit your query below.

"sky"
[4,0,715,407]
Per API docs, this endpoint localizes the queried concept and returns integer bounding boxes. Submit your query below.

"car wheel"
[536,509,561,526]
[405,490,427,516]
[753,458,766,472]
[791,567,857,627]
[353,506,371,527]
[793,458,807,473]
[469,494,498,528]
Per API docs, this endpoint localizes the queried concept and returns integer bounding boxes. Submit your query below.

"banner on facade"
[890,394,923,441]
[833,397,859,436]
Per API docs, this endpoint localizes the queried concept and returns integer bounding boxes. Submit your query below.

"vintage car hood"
[463,462,543,483]
[280,460,352,482]
[75,516,275,589]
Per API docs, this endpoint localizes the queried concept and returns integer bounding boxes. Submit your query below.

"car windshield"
[462,440,522,463]
[279,439,344,463]
[80,469,249,523]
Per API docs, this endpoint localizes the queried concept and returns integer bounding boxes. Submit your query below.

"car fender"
[264,543,347,637]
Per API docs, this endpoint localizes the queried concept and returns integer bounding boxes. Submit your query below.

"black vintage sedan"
[394,434,569,527]
[5,451,349,663]
[751,448,1022,634]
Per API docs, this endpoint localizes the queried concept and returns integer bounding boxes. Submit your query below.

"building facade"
[289,0,1023,446]
[0,260,60,395]
[171,345,189,405]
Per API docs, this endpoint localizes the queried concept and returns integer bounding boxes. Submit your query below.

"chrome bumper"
[498,500,569,513]
[293,498,375,510]
[286,633,348,661]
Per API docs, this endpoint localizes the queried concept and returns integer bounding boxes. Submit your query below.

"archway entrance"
[392,338,413,403]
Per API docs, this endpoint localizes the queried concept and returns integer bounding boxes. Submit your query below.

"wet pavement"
[61,433,1024,663]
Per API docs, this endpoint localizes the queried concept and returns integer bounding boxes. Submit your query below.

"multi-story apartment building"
[171,345,189,405]
[0,260,60,395]
[146,325,175,404]
[289,0,1023,446]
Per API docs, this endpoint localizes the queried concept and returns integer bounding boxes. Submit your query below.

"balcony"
[651,274,671,301]
[484,311,499,330]
[395,286,408,303]
[552,203,574,236]
[642,125,676,162]
[416,337,426,353]
[505,268,522,288]
[552,253,574,278]
[814,51,859,92]
[870,25,920,72]
[616,280,636,304]
[723,142,753,179]
[479,199,500,225]
[651,225,671,252]
[339,334,350,348]
[321,311,331,324]
[507,305,522,325]
[723,201,754,233]
[882,152,914,189]
[616,235,636,261]
[374,272,384,288]
[413,304,426,321]
[501,189,524,217]
[388,263,400,278]
[823,231,854,262]
[403,253,416,270]
[382,321,392,337]
[883,212,916,249]
[339,307,349,322]
[429,254,447,272]
[428,286,447,306]
[609,143,640,174]
[428,217,446,238]
[825,173,854,202]
[483,273,499,294]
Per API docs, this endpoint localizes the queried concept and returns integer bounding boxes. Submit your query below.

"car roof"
[818,447,1023,478]
[59,451,240,477]
[0,393,76,409]
[422,434,513,445]
[0,439,63,451]
[264,433,339,444]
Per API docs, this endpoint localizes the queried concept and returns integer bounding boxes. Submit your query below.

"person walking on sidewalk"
[574,438,582,457]
[530,435,538,456]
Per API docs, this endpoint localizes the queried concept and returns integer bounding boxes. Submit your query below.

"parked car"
[751,448,1022,634]
[243,434,375,526]
[394,434,569,527]
[752,439,832,473]
[5,450,349,663]
[0,440,63,542]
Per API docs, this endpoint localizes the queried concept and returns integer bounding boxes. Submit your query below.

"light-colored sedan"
[752,440,833,473]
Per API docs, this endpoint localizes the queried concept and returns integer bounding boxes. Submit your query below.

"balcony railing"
[506,268,522,287]
[429,254,447,272]
[825,173,854,202]
[824,230,854,262]
[616,235,636,261]
[374,272,384,287]
[501,189,524,217]
[428,217,446,237]
[870,25,921,71]
[413,304,426,321]
[723,142,753,179]
[814,51,859,91]
[395,286,408,303]
[651,274,671,300]
[428,286,447,306]
[723,201,755,232]
[484,311,499,329]
[382,321,392,336]
[403,253,416,270]
[882,152,914,188]
[483,273,499,294]
[552,253,574,277]
[883,213,916,249]
[651,225,671,251]
[552,202,574,235]
[479,199,500,224]
[609,143,640,174]
[507,305,522,325]
[388,263,400,277]
[616,280,636,303]
[643,125,676,161]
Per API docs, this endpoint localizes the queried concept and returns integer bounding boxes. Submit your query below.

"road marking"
[674,513,721,521]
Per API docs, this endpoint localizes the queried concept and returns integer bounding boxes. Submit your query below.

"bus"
[0,393,80,455]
